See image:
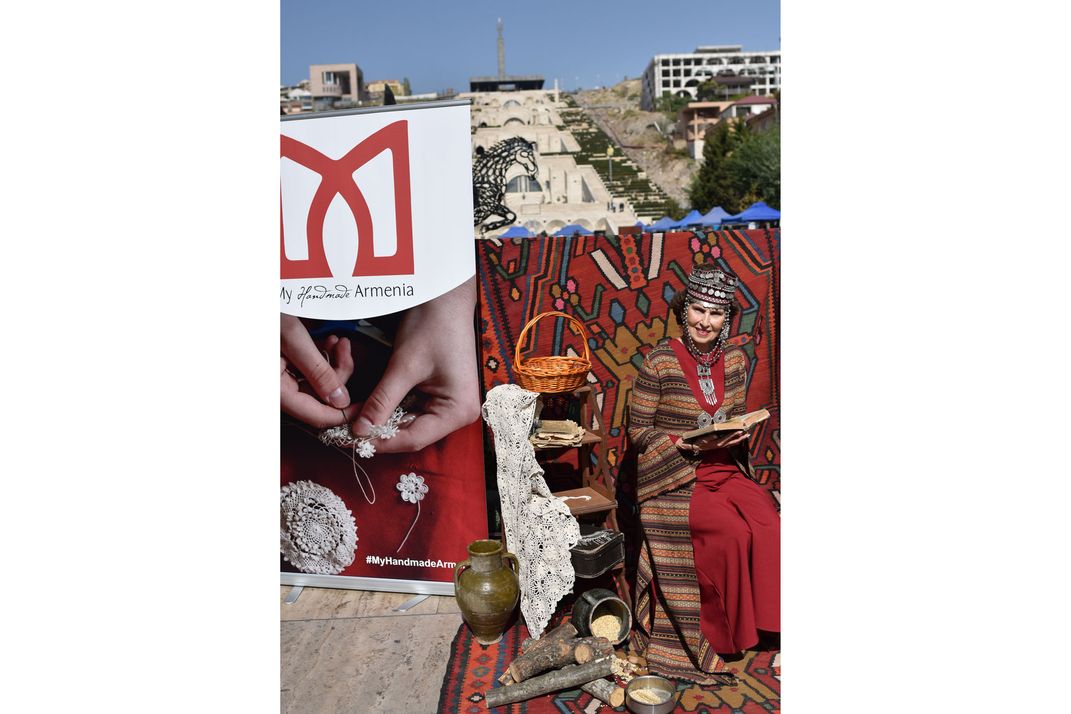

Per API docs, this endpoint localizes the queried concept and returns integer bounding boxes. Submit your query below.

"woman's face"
[685,302,727,351]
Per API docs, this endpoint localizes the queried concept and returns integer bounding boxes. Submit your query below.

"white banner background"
[280,103,474,319]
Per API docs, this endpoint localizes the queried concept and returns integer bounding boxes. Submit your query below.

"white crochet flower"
[396,472,428,504]
[370,407,406,439]
[356,440,376,459]
[395,471,429,553]
[371,423,398,440]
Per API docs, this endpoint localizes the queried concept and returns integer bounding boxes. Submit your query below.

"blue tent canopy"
[647,216,676,231]
[498,225,535,238]
[669,209,705,229]
[699,206,730,226]
[552,223,594,237]
[722,201,780,223]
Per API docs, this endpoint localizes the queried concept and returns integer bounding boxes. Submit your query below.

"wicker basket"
[514,311,591,393]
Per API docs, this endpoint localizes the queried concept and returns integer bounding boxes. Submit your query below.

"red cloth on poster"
[281,415,488,582]
[672,339,781,653]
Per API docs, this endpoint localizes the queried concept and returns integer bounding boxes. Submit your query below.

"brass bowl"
[625,674,677,714]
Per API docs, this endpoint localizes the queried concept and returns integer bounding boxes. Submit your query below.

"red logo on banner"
[280,120,414,279]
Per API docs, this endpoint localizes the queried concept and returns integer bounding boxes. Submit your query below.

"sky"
[281,0,780,94]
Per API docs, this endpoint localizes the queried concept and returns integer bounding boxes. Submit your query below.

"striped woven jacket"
[628,339,749,503]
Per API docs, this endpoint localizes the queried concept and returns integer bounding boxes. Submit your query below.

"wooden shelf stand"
[541,386,631,610]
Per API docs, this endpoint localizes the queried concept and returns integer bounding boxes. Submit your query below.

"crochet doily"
[280,480,358,575]
[482,384,580,638]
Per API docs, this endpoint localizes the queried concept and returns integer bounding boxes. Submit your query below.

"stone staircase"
[558,95,673,220]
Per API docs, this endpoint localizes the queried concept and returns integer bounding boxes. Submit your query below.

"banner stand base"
[281,572,456,596]
[394,594,430,611]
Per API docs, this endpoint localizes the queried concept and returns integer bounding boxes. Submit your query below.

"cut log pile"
[486,622,627,710]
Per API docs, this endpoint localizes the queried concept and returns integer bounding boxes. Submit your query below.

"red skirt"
[689,460,780,653]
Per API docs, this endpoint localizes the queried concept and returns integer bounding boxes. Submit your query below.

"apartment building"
[677,96,779,159]
[676,102,733,159]
[309,63,365,107]
[366,79,408,102]
[640,45,780,110]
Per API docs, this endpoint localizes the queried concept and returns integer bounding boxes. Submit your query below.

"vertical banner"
[280,101,487,595]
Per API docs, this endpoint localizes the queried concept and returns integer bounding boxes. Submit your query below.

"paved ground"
[281,586,461,714]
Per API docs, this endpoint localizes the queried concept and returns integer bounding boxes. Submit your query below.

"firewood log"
[484,660,614,709]
[581,678,625,708]
[572,636,613,664]
[499,623,579,684]
[508,640,577,682]
[520,622,577,653]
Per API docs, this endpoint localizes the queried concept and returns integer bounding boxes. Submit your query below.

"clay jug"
[454,539,520,645]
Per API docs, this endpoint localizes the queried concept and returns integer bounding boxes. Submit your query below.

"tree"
[697,79,754,103]
[402,77,412,96]
[725,123,779,210]
[687,118,779,214]
[687,120,741,213]
[655,91,689,118]
[696,78,726,102]
[662,196,683,219]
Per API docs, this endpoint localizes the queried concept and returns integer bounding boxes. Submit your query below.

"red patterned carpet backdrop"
[437,616,780,713]
[476,229,780,503]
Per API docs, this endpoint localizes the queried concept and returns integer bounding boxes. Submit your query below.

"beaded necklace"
[682,323,727,407]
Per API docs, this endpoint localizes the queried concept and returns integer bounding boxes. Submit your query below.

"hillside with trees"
[574,79,779,218]
[688,118,780,215]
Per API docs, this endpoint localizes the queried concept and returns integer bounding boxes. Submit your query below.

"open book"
[680,408,770,442]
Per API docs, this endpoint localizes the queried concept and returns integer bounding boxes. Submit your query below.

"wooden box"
[570,529,624,578]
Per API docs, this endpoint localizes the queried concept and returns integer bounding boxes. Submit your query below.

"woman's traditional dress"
[628,338,780,682]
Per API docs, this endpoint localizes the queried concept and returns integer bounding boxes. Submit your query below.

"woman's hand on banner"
[349,276,481,452]
[281,315,357,427]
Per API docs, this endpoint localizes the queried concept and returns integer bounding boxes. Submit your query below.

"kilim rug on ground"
[436,617,780,713]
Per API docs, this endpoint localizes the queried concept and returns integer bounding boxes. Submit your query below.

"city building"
[676,101,734,159]
[719,95,778,121]
[640,45,780,110]
[459,89,639,237]
[366,79,408,103]
[395,92,440,104]
[280,80,313,115]
[746,104,779,133]
[677,96,779,159]
[469,92,564,130]
[458,19,638,235]
[469,75,545,92]
[309,63,365,109]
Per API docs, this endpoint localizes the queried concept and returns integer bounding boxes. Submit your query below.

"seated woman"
[628,262,780,683]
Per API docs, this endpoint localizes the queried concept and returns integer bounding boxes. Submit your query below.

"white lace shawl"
[482,384,580,638]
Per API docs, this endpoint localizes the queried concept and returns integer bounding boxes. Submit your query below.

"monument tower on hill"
[469,18,543,92]
[497,18,505,79]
